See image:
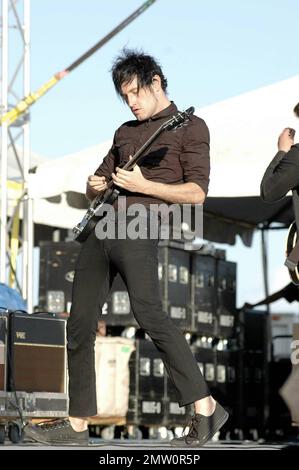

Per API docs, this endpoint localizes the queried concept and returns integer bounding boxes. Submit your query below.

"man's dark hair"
[294,102,299,119]
[111,49,168,98]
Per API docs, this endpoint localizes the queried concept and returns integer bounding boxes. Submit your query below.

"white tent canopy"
[27,75,299,242]
[200,75,299,198]
[6,143,46,180]
[28,140,111,199]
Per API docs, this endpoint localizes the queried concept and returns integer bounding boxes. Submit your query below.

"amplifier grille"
[13,344,66,393]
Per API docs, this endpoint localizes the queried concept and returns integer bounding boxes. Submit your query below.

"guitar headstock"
[162,106,195,132]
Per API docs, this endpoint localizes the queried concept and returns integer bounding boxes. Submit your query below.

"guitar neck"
[122,125,164,170]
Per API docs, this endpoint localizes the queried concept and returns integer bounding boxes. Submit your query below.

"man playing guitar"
[261,103,299,282]
[25,49,228,447]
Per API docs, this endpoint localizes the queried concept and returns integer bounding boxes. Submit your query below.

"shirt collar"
[148,101,178,121]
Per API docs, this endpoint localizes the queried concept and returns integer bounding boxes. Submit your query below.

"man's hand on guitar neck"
[86,175,108,201]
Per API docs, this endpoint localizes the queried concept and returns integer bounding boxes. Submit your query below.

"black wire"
[66,0,156,72]
[4,310,26,428]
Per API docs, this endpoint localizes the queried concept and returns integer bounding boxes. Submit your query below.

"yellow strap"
[6,180,23,287]
[7,180,23,192]
[0,75,59,126]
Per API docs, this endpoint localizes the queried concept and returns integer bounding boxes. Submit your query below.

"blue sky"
[30,0,299,157]
[26,1,299,313]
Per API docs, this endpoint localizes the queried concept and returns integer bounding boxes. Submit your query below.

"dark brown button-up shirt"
[94,102,210,209]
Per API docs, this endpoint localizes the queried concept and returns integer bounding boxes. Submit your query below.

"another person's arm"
[261,128,299,202]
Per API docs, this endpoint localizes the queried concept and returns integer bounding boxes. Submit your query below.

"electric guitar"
[285,221,299,285]
[72,106,195,243]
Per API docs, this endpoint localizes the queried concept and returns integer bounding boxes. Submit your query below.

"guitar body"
[73,188,120,242]
[286,221,299,285]
[74,217,98,243]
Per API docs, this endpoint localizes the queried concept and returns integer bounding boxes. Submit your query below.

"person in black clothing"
[24,49,228,446]
[260,103,299,428]
[260,103,299,203]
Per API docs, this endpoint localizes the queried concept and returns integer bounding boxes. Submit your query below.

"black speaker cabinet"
[103,242,192,330]
[158,242,191,331]
[216,259,237,338]
[191,253,217,336]
[8,313,67,393]
[127,338,168,426]
[129,339,165,399]
[39,241,81,313]
[103,274,137,327]
[194,346,217,387]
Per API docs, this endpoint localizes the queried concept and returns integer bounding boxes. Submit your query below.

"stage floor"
[0,438,298,450]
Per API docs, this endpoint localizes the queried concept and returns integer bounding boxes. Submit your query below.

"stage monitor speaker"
[191,253,217,336]
[8,312,67,393]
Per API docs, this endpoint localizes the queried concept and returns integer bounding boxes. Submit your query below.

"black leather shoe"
[170,402,229,447]
[24,419,89,446]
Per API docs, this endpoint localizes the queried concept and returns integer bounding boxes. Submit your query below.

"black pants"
[67,227,210,417]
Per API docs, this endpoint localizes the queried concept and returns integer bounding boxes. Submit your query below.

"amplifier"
[39,241,80,313]
[129,339,165,399]
[166,372,193,425]
[158,242,191,331]
[216,260,237,338]
[193,346,216,387]
[191,254,217,336]
[103,243,192,330]
[8,312,67,393]
[166,396,192,426]
[102,274,137,327]
[127,339,168,426]
[0,315,8,391]
[213,349,242,429]
[127,395,167,426]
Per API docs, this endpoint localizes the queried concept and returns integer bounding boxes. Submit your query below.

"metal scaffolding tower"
[0,0,33,311]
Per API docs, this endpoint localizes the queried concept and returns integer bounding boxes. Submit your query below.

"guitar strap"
[285,190,299,271]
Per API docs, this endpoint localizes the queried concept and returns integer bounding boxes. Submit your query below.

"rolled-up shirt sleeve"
[260,145,299,203]
[179,116,210,195]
